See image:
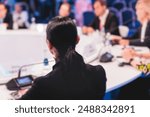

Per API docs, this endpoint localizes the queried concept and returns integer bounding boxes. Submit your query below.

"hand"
[87,27,94,34]
[82,26,88,34]
[110,35,122,45]
[3,23,8,27]
[18,88,29,96]
[119,39,129,46]
[130,59,141,68]
[122,48,136,62]
[110,35,122,40]
[82,26,94,34]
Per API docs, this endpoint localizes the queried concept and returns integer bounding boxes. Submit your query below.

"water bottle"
[30,17,36,30]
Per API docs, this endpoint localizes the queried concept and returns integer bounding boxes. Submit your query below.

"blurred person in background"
[111,1,150,48]
[56,0,74,14]
[0,2,13,29]
[59,2,71,18]
[120,0,150,73]
[82,0,119,35]
[16,0,39,18]
[13,2,29,29]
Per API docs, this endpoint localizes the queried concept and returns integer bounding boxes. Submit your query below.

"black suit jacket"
[90,12,120,35]
[3,13,13,29]
[20,62,107,100]
[129,21,150,48]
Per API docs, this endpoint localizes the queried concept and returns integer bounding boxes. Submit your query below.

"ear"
[76,36,80,44]
[46,39,53,50]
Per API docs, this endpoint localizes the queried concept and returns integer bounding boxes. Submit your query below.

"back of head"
[46,16,85,78]
[46,16,77,55]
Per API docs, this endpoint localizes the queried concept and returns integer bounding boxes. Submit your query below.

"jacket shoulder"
[85,64,106,80]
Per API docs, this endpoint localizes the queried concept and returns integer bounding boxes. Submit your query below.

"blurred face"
[136,3,148,23]
[142,0,150,2]
[93,1,106,17]
[0,4,7,19]
[59,4,70,17]
[15,4,22,13]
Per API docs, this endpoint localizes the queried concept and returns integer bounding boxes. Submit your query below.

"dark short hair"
[46,16,77,53]
[94,0,107,6]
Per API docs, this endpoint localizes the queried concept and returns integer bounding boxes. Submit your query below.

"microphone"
[6,59,55,90]
[18,59,55,78]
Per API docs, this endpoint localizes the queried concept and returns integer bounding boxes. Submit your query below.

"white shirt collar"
[99,9,109,27]
[141,20,148,42]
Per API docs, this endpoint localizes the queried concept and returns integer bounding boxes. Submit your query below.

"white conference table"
[0,28,149,99]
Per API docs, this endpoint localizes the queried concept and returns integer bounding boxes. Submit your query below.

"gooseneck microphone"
[6,59,55,91]
[18,59,55,78]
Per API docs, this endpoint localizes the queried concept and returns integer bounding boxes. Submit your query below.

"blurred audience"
[0,2,13,29]
[111,1,150,48]
[13,2,29,29]
[82,0,119,35]
[120,0,150,69]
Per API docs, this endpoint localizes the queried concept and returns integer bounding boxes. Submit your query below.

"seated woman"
[20,16,107,100]
[13,2,29,29]
[0,2,13,29]
[111,1,150,48]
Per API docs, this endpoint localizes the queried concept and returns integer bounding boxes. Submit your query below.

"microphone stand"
[18,59,55,78]
[6,59,55,91]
